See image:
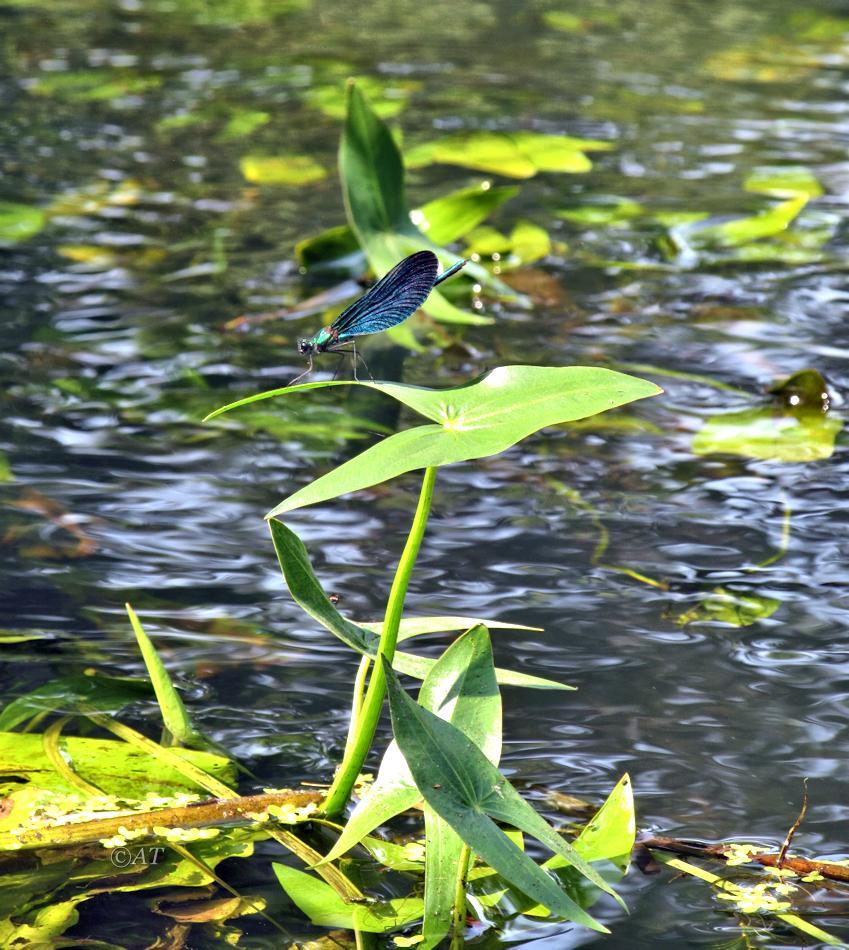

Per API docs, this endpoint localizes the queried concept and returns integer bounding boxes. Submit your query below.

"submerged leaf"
[674,588,781,627]
[0,202,46,244]
[239,154,326,186]
[693,406,841,462]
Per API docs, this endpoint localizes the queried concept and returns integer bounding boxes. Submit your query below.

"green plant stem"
[341,655,371,761]
[323,465,437,817]
[451,843,472,947]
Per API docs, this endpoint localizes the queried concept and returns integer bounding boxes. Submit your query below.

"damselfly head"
[297,339,313,355]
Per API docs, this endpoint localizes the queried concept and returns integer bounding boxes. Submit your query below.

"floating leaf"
[675,196,808,250]
[744,166,823,199]
[0,731,234,797]
[28,70,162,101]
[543,10,587,32]
[0,202,46,244]
[239,154,326,186]
[508,220,551,264]
[693,405,842,462]
[406,130,612,179]
[219,109,270,140]
[557,197,643,227]
[305,74,420,119]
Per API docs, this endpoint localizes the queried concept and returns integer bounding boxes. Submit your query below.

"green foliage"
[0,202,46,244]
[383,658,620,932]
[693,406,841,462]
[0,731,234,799]
[126,604,200,747]
[273,864,424,932]
[267,520,570,691]
[405,130,613,178]
[239,154,327,185]
[205,366,660,516]
[339,81,513,311]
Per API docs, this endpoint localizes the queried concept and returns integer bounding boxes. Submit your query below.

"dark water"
[2,0,849,945]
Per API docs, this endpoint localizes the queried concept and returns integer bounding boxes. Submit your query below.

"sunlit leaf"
[305,74,420,119]
[210,366,660,516]
[744,166,823,199]
[219,109,270,140]
[464,225,512,256]
[126,604,200,747]
[405,130,612,178]
[557,197,643,227]
[239,154,326,186]
[28,70,162,101]
[413,183,520,245]
[693,406,842,461]
[0,731,234,796]
[273,864,423,932]
[509,220,551,264]
[674,196,808,250]
[543,10,587,32]
[0,202,46,244]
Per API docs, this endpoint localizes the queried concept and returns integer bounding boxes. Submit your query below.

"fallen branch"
[637,834,849,884]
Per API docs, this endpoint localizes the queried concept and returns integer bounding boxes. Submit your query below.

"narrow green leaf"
[273,863,423,932]
[360,615,542,642]
[268,520,571,691]
[384,662,622,931]
[126,603,198,746]
[422,807,465,949]
[339,81,513,308]
[322,626,502,866]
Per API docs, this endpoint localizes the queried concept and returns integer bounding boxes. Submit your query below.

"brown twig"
[638,833,849,884]
[778,778,808,869]
[2,789,324,850]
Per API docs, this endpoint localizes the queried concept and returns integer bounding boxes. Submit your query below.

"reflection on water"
[2,0,849,944]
